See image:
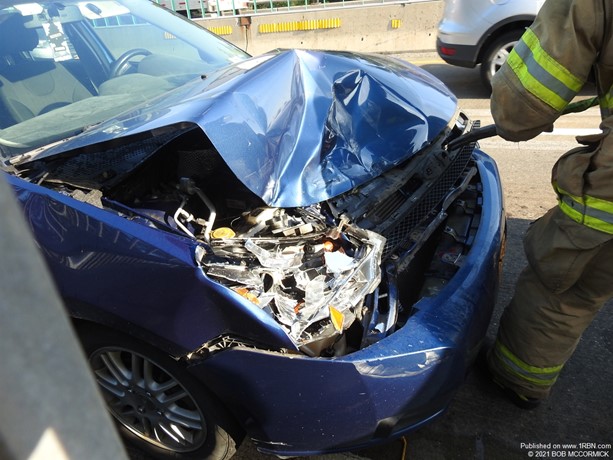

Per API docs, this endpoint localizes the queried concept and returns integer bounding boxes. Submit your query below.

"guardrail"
[154,0,431,18]
[155,0,242,17]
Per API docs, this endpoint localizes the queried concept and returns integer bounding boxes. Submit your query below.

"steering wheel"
[109,48,152,78]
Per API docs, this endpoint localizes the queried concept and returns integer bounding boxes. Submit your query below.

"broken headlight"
[195,206,385,356]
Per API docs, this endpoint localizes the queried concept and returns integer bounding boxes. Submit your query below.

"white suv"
[437,0,545,90]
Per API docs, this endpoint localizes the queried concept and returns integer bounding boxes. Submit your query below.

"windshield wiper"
[7,128,88,166]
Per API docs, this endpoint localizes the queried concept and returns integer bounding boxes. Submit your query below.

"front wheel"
[480,30,524,92]
[77,323,243,460]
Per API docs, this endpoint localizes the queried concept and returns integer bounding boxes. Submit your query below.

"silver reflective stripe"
[559,194,613,225]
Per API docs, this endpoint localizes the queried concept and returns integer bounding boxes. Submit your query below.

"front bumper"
[187,149,505,456]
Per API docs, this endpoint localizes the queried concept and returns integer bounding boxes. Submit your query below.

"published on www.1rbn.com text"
[519,442,612,458]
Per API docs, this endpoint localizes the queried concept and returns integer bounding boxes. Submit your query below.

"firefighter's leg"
[488,206,613,400]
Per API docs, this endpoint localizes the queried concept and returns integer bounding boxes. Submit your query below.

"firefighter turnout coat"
[492,0,613,233]
[487,0,613,399]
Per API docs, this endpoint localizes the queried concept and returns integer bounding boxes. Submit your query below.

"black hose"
[444,97,595,152]
[445,124,498,151]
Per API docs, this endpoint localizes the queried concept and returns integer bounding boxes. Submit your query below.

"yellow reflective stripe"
[554,182,613,234]
[508,28,583,111]
[584,194,613,213]
[507,50,568,111]
[494,340,561,386]
[601,86,613,117]
[559,200,613,233]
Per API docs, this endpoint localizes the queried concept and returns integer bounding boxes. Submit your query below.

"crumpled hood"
[29,49,458,207]
[198,50,457,207]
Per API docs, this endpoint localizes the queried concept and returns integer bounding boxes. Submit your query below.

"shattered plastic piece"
[303,275,327,316]
[294,267,326,290]
[244,239,304,269]
[275,292,303,327]
[206,265,263,287]
[324,250,357,273]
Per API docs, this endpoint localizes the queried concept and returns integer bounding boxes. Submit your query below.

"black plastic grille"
[380,144,474,258]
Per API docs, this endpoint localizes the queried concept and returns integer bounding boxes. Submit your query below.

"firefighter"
[486,0,613,409]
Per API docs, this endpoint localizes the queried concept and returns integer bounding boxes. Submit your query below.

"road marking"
[546,128,601,136]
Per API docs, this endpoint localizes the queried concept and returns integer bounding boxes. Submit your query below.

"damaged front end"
[138,113,482,359]
[4,49,490,360]
[8,110,484,361]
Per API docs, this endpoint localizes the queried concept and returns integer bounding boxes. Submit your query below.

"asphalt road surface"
[232,56,613,460]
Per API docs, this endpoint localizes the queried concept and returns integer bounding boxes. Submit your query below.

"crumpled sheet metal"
[201,50,457,207]
[24,50,457,207]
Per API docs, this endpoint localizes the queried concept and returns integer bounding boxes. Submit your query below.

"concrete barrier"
[195,0,443,56]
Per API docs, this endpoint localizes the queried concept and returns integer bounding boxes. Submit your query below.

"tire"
[77,323,243,460]
[480,30,524,92]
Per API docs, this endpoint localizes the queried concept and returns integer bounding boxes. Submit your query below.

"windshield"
[0,0,249,158]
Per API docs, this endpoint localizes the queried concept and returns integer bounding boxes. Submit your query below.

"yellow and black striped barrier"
[258,18,341,34]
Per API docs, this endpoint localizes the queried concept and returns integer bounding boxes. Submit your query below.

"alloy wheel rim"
[488,41,518,79]
[90,347,207,452]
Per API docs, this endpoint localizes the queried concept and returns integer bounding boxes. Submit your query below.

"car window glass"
[0,0,249,160]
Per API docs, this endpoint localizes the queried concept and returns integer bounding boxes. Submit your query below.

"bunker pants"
[488,206,613,399]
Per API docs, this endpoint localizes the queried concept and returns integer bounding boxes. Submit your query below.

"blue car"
[0,0,505,458]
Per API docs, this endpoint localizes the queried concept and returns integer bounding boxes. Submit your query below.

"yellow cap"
[211,227,236,238]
